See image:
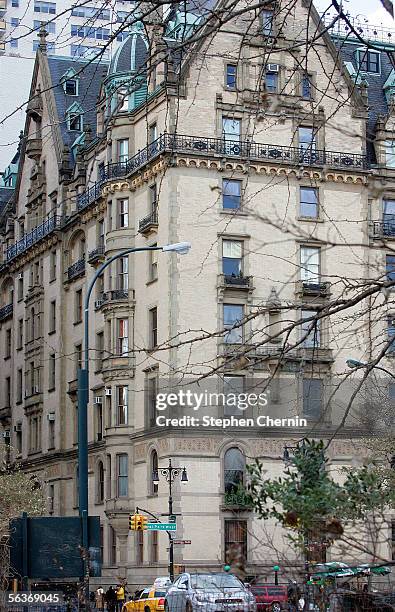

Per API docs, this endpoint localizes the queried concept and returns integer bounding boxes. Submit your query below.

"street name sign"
[147,522,177,531]
[172,540,191,545]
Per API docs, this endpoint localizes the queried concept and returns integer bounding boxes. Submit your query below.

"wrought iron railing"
[223,489,252,508]
[67,258,85,281]
[102,289,129,303]
[88,245,105,262]
[223,274,252,287]
[298,280,331,295]
[0,302,13,321]
[75,134,368,210]
[6,215,62,262]
[371,220,395,238]
[139,208,158,233]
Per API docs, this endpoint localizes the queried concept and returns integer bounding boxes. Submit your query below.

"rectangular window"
[71,5,110,19]
[300,187,319,218]
[149,183,157,211]
[146,374,158,428]
[96,331,104,372]
[96,401,103,441]
[68,113,82,131]
[386,255,395,282]
[71,24,109,40]
[385,141,395,168]
[223,179,241,210]
[224,376,245,416]
[116,385,128,425]
[16,423,22,454]
[5,328,12,358]
[383,199,395,236]
[225,520,247,564]
[117,199,129,228]
[303,378,323,418]
[117,318,129,356]
[117,256,128,290]
[11,0,19,6]
[5,377,11,407]
[98,219,105,247]
[75,290,82,323]
[33,19,55,33]
[150,531,158,564]
[118,139,129,163]
[392,520,395,561]
[109,526,117,565]
[388,316,395,353]
[224,304,244,344]
[17,368,23,403]
[17,274,24,301]
[301,73,312,99]
[34,0,56,12]
[300,246,320,283]
[75,343,82,376]
[149,307,158,349]
[226,64,236,88]
[49,299,56,333]
[137,530,144,565]
[33,39,55,53]
[299,127,316,151]
[222,117,241,142]
[149,245,158,281]
[301,310,320,348]
[358,49,380,74]
[149,123,157,143]
[117,454,128,497]
[261,9,274,36]
[265,69,278,93]
[48,416,55,449]
[49,353,56,390]
[17,318,23,349]
[222,240,242,277]
[50,250,56,280]
[10,38,18,48]
[29,415,41,452]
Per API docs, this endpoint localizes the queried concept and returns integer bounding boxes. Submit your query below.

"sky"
[314,0,395,27]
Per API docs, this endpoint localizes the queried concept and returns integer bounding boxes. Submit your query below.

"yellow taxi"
[122,579,171,612]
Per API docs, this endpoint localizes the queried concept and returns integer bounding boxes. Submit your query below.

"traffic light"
[135,514,148,530]
[129,514,137,530]
[141,515,148,530]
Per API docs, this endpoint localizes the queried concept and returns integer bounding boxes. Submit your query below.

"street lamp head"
[346,359,365,369]
[162,242,191,255]
[152,470,160,485]
[181,467,188,483]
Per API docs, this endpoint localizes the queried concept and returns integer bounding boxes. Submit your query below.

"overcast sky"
[314,0,395,27]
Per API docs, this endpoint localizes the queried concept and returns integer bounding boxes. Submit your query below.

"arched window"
[97,461,105,503]
[224,447,245,493]
[151,450,158,495]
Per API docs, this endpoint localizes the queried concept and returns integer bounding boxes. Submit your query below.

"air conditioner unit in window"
[47,413,55,422]
[267,63,279,72]
[105,388,112,396]
[95,396,103,404]
[3,431,11,439]
[14,423,22,433]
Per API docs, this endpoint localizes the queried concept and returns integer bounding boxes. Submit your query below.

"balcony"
[219,273,253,290]
[297,280,331,297]
[77,181,103,211]
[222,489,252,510]
[88,245,105,264]
[101,289,129,305]
[0,303,13,322]
[75,134,368,213]
[6,215,62,262]
[138,208,158,234]
[371,220,395,239]
[67,258,85,281]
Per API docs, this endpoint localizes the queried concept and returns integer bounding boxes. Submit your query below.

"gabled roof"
[47,57,107,152]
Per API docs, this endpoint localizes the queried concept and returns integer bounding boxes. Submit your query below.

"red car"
[249,584,288,612]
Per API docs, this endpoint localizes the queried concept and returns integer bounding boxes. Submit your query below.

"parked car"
[248,584,287,612]
[165,572,256,612]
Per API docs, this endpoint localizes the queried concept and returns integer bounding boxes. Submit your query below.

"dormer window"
[66,102,83,131]
[65,79,78,96]
[357,48,380,74]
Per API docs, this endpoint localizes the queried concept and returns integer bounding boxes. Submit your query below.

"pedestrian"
[105,586,117,612]
[95,586,105,611]
[116,584,125,612]
[297,595,305,611]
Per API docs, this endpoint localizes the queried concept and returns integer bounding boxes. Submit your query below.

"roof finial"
[38,22,48,53]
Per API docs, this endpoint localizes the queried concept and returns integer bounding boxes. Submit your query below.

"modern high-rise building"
[1,0,395,590]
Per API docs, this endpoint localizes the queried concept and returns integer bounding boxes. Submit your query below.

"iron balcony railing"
[6,215,62,262]
[223,274,252,288]
[297,280,331,295]
[88,244,105,263]
[0,302,13,321]
[76,134,369,210]
[102,289,129,303]
[138,208,158,233]
[67,258,85,281]
[371,220,395,238]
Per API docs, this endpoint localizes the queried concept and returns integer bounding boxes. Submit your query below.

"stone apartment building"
[0,0,395,586]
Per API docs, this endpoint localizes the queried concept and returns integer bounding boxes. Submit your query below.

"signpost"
[172,540,191,545]
[147,522,177,531]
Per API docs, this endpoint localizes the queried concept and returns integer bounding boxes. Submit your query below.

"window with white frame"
[222,240,243,277]
[303,378,323,418]
[261,8,274,36]
[117,199,128,228]
[224,304,244,344]
[117,139,129,162]
[117,256,128,291]
[222,117,241,142]
[117,318,128,356]
[301,309,320,348]
[357,48,380,74]
[116,385,128,426]
[300,246,320,283]
[117,453,128,497]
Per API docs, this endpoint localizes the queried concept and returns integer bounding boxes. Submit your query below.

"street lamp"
[77,242,191,603]
[152,458,188,581]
